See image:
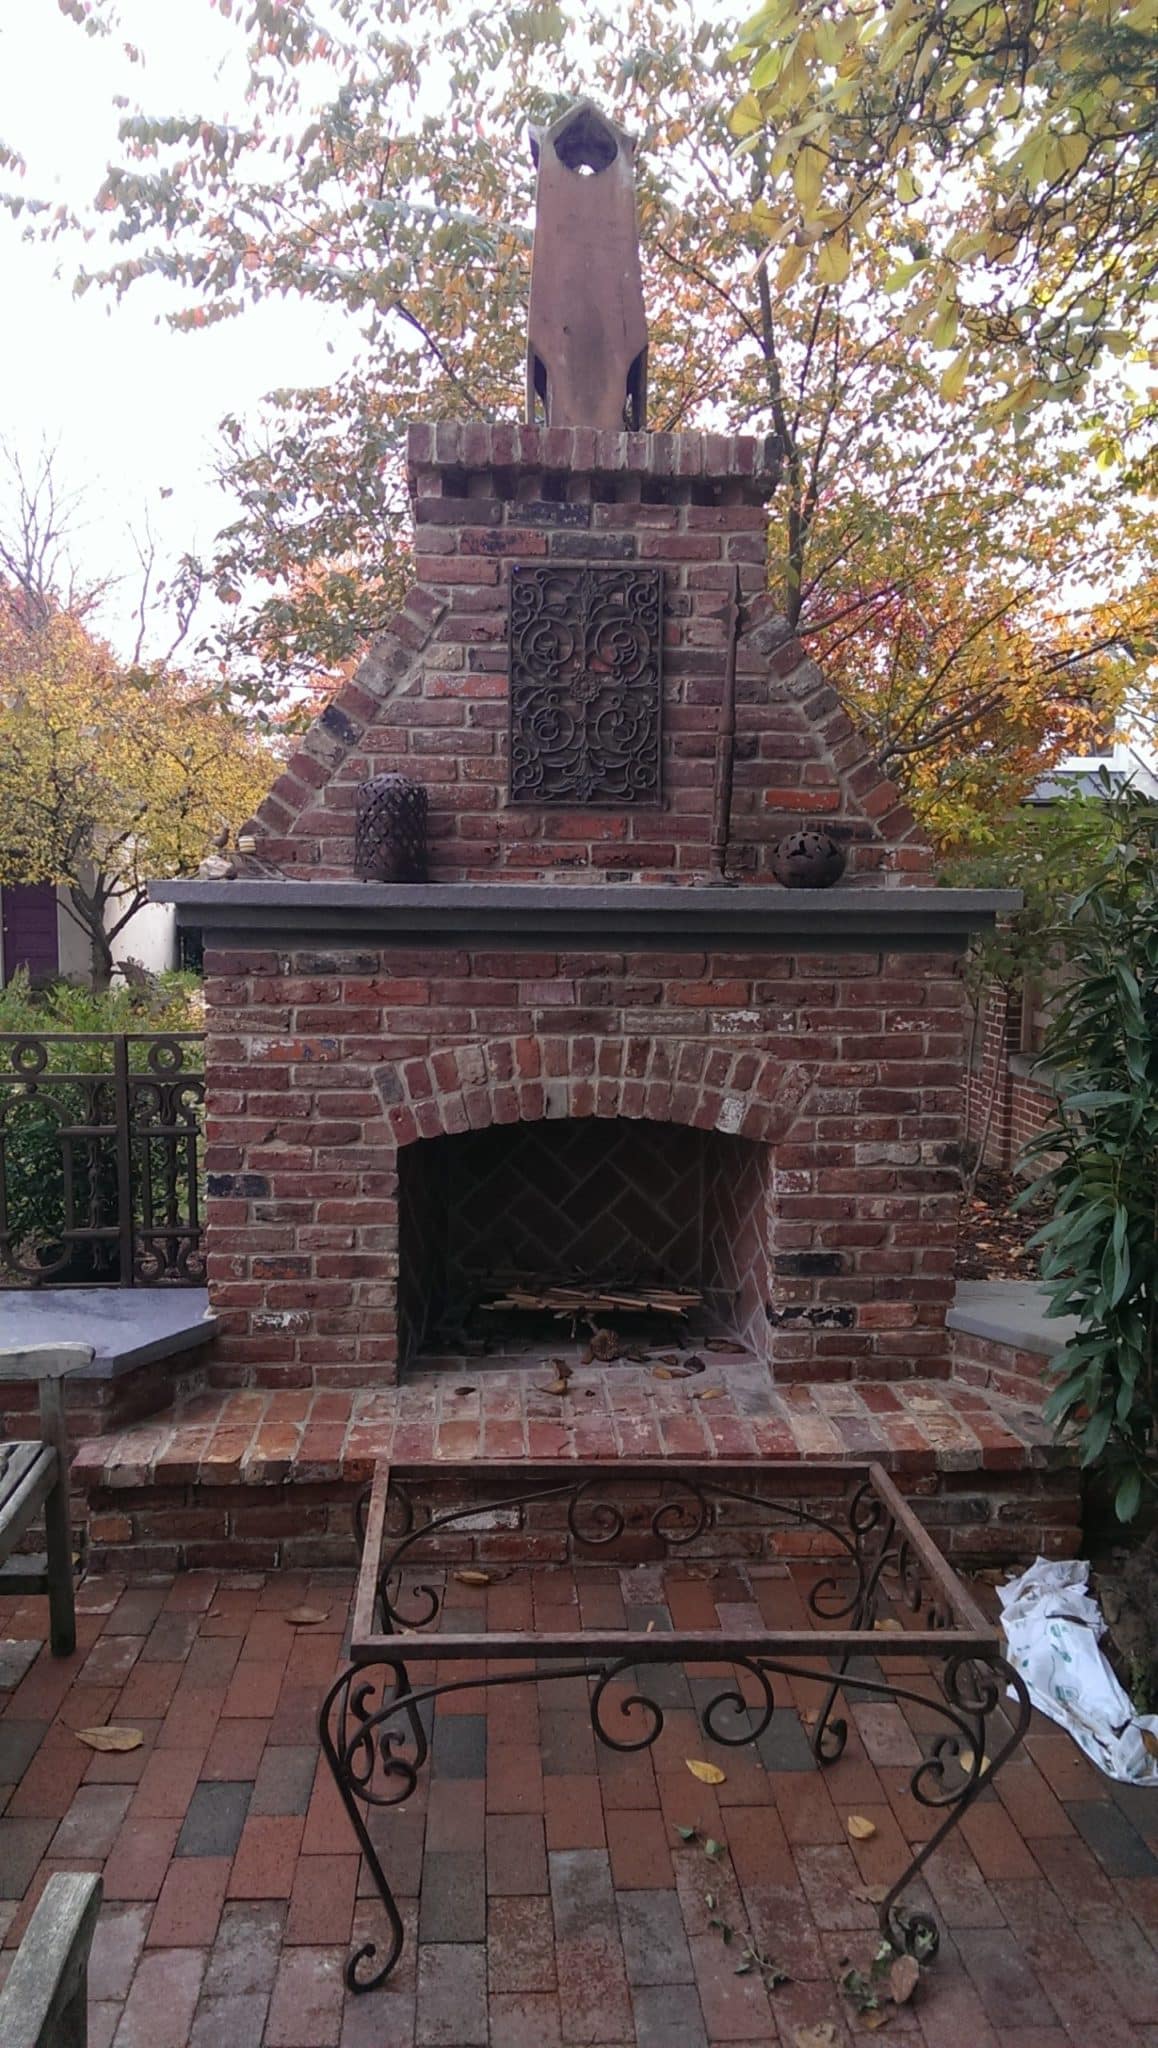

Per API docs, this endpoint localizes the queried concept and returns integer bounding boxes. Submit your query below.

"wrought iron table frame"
[320,1459,1030,1994]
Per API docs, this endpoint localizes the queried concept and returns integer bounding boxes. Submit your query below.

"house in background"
[1023,735,1158,806]
[0,880,177,987]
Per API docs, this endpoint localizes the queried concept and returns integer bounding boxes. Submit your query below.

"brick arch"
[378,1034,812,1150]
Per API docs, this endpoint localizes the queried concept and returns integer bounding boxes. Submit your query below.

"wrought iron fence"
[0,1033,206,1287]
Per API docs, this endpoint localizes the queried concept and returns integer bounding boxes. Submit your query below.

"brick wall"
[203,954,964,1389]
[966,989,1057,1171]
[237,426,932,887]
[80,1461,1080,1574]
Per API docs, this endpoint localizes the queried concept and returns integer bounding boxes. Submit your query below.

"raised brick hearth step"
[70,1366,1080,1575]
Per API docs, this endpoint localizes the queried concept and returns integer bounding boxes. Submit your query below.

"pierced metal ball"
[771,829,847,890]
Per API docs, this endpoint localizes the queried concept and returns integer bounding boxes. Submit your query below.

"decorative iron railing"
[0,1033,206,1287]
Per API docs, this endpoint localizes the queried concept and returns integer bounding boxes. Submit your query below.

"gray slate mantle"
[152,880,1019,953]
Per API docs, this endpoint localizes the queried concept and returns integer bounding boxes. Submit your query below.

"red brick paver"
[2,1561,1156,2045]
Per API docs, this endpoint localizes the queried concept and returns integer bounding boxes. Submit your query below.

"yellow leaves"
[816,232,852,285]
[939,347,971,401]
[747,197,784,243]
[927,295,959,350]
[814,13,859,65]
[686,1759,727,1785]
[776,241,810,290]
[882,258,925,294]
[750,42,787,90]
[847,1814,878,1840]
[0,612,278,901]
[792,143,825,216]
[730,92,764,139]
[730,0,1155,429]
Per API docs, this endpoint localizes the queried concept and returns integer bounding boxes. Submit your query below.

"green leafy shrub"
[0,969,204,1048]
[1020,783,1158,1520]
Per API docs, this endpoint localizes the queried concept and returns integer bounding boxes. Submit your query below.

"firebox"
[396,1116,770,1372]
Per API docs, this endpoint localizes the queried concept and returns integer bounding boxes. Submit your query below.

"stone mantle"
[153,879,1019,952]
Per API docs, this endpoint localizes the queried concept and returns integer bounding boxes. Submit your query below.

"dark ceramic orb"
[771,829,847,889]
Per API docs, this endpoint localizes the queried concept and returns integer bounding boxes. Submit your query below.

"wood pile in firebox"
[479,1282,702,1319]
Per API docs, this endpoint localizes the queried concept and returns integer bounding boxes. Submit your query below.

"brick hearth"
[70,1365,1080,1575]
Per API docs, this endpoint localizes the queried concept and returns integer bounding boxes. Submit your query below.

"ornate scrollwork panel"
[508,563,663,805]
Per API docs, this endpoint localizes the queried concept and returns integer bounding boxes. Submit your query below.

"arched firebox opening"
[396,1116,770,1374]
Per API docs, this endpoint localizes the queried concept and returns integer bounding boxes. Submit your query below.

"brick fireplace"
[66,98,1081,1577]
[160,418,1013,1396]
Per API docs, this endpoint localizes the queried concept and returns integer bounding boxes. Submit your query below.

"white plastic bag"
[998,1556,1158,1785]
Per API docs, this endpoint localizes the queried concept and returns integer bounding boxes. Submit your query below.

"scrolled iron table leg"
[876,1651,1032,1958]
[319,1656,429,1993]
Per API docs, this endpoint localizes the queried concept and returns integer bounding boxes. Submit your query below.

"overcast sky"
[0,0,353,660]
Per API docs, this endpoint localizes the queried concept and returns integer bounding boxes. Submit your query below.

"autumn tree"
[0,596,277,986]
[732,0,1158,426]
[17,0,1158,844]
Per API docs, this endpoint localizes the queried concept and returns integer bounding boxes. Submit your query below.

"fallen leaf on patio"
[285,1606,329,1626]
[453,1571,491,1587]
[1144,1730,1158,1761]
[706,1338,746,1353]
[683,1354,706,1374]
[888,1955,920,2005]
[847,1815,877,1840]
[873,1618,903,1633]
[704,1837,724,1859]
[75,1727,143,1752]
[793,2026,838,2048]
[675,1824,698,1841]
[656,1354,680,1368]
[957,1748,989,1774]
[800,1708,819,1727]
[646,1620,656,1633]
[653,1365,698,1380]
[692,1387,726,1401]
[686,1759,726,1785]
[454,1385,476,1396]
[863,2011,892,2032]
[850,1883,890,1904]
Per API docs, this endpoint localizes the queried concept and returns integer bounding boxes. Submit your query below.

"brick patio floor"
[3,1561,1158,2047]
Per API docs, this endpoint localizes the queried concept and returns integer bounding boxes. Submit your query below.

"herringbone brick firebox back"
[192,425,978,1391]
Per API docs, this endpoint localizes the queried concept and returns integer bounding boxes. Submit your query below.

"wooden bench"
[0,1343,90,1658]
[0,1872,102,2047]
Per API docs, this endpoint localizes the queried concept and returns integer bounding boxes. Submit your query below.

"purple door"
[1,883,59,984]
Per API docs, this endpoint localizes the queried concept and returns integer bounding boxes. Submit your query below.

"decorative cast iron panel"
[508,563,663,805]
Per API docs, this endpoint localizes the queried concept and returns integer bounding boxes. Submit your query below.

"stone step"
[69,1368,1080,1578]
